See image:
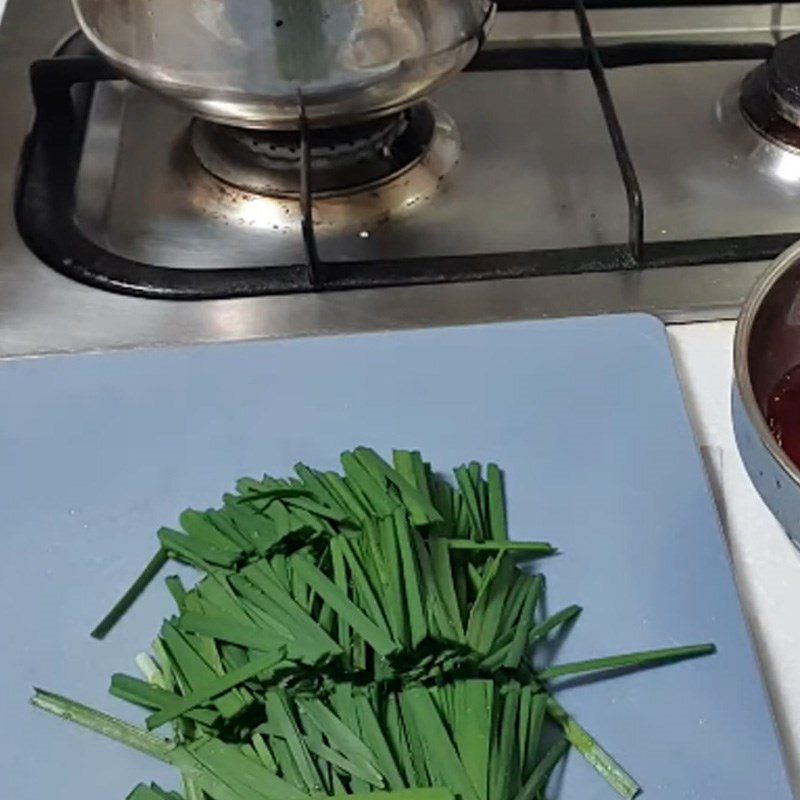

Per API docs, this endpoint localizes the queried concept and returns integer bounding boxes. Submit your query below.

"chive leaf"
[90,548,169,640]
[146,651,285,730]
[539,643,716,681]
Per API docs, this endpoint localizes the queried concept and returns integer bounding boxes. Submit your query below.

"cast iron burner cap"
[741,34,800,152]
[766,34,800,125]
[191,105,436,198]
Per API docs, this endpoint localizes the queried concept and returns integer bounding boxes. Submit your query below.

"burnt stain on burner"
[173,102,460,235]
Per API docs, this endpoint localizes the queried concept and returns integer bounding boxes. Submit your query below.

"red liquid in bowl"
[766,364,800,467]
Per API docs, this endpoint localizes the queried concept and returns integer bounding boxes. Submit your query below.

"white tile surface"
[669,321,800,795]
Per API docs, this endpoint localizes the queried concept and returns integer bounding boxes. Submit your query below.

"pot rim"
[734,237,800,488]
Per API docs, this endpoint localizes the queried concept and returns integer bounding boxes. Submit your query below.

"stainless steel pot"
[72,0,495,129]
[733,240,800,545]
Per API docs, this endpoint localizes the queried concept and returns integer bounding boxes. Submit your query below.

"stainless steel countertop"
[0,0,784,359]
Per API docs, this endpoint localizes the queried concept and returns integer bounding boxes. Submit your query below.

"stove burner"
[191,106,436,197]
[185,102,460,235]
[741,34,800,153]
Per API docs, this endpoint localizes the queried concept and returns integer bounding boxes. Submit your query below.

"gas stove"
[4,0,800,357]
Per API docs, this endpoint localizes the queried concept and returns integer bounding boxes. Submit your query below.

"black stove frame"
[14,1,800,299]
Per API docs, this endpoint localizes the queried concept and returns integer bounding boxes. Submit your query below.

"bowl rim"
[734,237,800,488]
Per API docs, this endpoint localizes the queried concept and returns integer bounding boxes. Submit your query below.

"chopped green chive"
[38,450,716,800]
[90,548,169,640]
[146,651,285,730]
[540,643,717,681]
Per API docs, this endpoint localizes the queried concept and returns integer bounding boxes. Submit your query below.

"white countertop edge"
[669,321,800,796]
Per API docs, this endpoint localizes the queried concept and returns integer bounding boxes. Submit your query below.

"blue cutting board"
[0,314,790,799]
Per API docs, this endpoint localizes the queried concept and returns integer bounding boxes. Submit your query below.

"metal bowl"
[72,0,495,129]
[733,239,800,544]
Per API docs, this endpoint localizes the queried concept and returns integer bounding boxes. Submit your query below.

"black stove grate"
[13,5,800,299]
[574,0,644,262]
